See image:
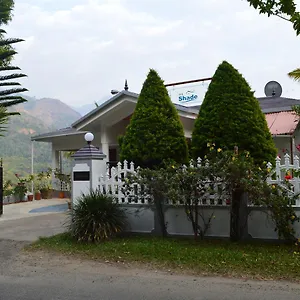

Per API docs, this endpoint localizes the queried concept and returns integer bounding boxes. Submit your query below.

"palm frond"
[0,49,16,61]
[0,88,28,97]
[0,97,27,107]
[0,106,9,136]
[288,68,300,82]
[0,74,27,81]
[0,82,20,86]
[0,66,20,71]
[0,38,24,47]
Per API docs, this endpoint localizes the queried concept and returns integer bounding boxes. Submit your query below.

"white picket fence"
[267,154,300,206]
[98,155,300,207]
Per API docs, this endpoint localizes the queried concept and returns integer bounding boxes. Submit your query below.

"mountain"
[19,97,81,129]
[1,97,82,182]
[73,95,110,116]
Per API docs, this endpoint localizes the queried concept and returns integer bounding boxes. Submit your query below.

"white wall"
[120,204,300,240]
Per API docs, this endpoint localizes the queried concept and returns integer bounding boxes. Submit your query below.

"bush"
[192,61,277,165]
[68,190,127,243]
[119,68,188,168]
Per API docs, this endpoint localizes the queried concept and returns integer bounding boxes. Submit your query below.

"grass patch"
[29,233,300,281]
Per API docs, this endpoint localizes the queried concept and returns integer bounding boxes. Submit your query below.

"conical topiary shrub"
[191,61,276,165]
[120,69,188,168]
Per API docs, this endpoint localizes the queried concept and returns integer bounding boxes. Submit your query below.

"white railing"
[98,155,300,207]
[267,154,300,207]
[99,161,150,204]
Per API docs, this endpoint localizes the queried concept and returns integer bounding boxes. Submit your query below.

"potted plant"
[13,174,33,202]
[27,192,34,201]
[34,188,42,200]
[13,182,27,202]
[3,180,14,203]
[37,169,52,199]
[54,169,71,199]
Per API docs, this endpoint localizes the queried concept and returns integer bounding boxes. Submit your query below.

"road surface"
[0,212,299,300]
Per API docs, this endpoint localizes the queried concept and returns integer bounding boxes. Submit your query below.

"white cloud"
[4,0,300,106]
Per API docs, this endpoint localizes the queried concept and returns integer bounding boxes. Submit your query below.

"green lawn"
[29,233,300,281]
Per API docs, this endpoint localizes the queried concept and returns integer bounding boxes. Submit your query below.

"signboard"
[167,82,209,106]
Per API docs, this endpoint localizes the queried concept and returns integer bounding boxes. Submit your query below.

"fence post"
[0,158,3,216]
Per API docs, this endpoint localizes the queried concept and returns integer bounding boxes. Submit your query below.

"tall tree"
[0,31,27,111]
[246,0,300,35]
[0,0,14,26]
[119,69,188,168]
[191,60,277,165]
[247,1,300,81]
[0,0,27,134]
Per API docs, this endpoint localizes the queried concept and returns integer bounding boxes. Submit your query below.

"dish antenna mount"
[264,81,282,97]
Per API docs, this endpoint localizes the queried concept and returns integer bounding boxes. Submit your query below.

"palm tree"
[0,105,9,135]
[288,68,300,82]
[0,30,27,114]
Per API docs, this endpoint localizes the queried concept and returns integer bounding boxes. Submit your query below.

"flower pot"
[40,189,49,199]
[35,192,41,200]
[59,191,65,199]
[27,194,34,201]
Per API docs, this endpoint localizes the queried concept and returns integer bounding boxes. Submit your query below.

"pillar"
[100,126,109,163]
[51,146,60,190]
[71,141,107,206]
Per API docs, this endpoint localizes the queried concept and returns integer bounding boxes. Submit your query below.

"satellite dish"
[111,89,119,95]
[264,81,282,97]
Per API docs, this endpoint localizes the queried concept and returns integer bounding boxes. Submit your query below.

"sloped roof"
[257,96,300,113]
[31,127,86,142]
[265,111,299,135]
[189,97,300,113]
[72,90,198,128]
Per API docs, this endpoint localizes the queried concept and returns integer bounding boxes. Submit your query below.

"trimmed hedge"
[192,61,276,165]
[120,69,188,168]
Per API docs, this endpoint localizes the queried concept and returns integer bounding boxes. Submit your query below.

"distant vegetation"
[1,96,81,181]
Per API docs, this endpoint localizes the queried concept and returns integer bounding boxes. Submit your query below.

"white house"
[31,88,300,188]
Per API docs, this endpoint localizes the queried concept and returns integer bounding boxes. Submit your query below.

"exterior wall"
[120,204,300,240]
[108,119,130,145]
[179,116,195,138]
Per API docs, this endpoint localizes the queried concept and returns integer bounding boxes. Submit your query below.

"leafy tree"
[192,60,277,165]
[247,1,300,80]
[0,0,14,26]
[120,69,188,168]
[246,0,300,35]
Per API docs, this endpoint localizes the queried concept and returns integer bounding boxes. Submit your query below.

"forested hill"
[0,96,82,181]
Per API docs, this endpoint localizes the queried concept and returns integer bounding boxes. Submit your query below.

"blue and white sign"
[178,89,198,103]
[168,83,208,106]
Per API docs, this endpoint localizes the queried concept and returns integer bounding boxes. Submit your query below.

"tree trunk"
[230,188,249,242]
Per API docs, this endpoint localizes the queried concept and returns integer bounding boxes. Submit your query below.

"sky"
[5,0,300,107]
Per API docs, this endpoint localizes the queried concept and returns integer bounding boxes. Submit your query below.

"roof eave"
[31,130,86,142]
[72,91,139,128]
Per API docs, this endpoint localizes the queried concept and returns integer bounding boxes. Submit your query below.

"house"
[31,88,300,189]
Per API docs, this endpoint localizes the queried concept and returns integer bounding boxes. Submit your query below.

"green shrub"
[192,61,277,165]
[119,68,188,168]
[68,190,127,243]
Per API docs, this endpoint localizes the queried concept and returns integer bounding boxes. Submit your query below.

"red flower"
[285,175,292,180]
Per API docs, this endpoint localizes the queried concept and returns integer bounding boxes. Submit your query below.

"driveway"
[0,199,67,241]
